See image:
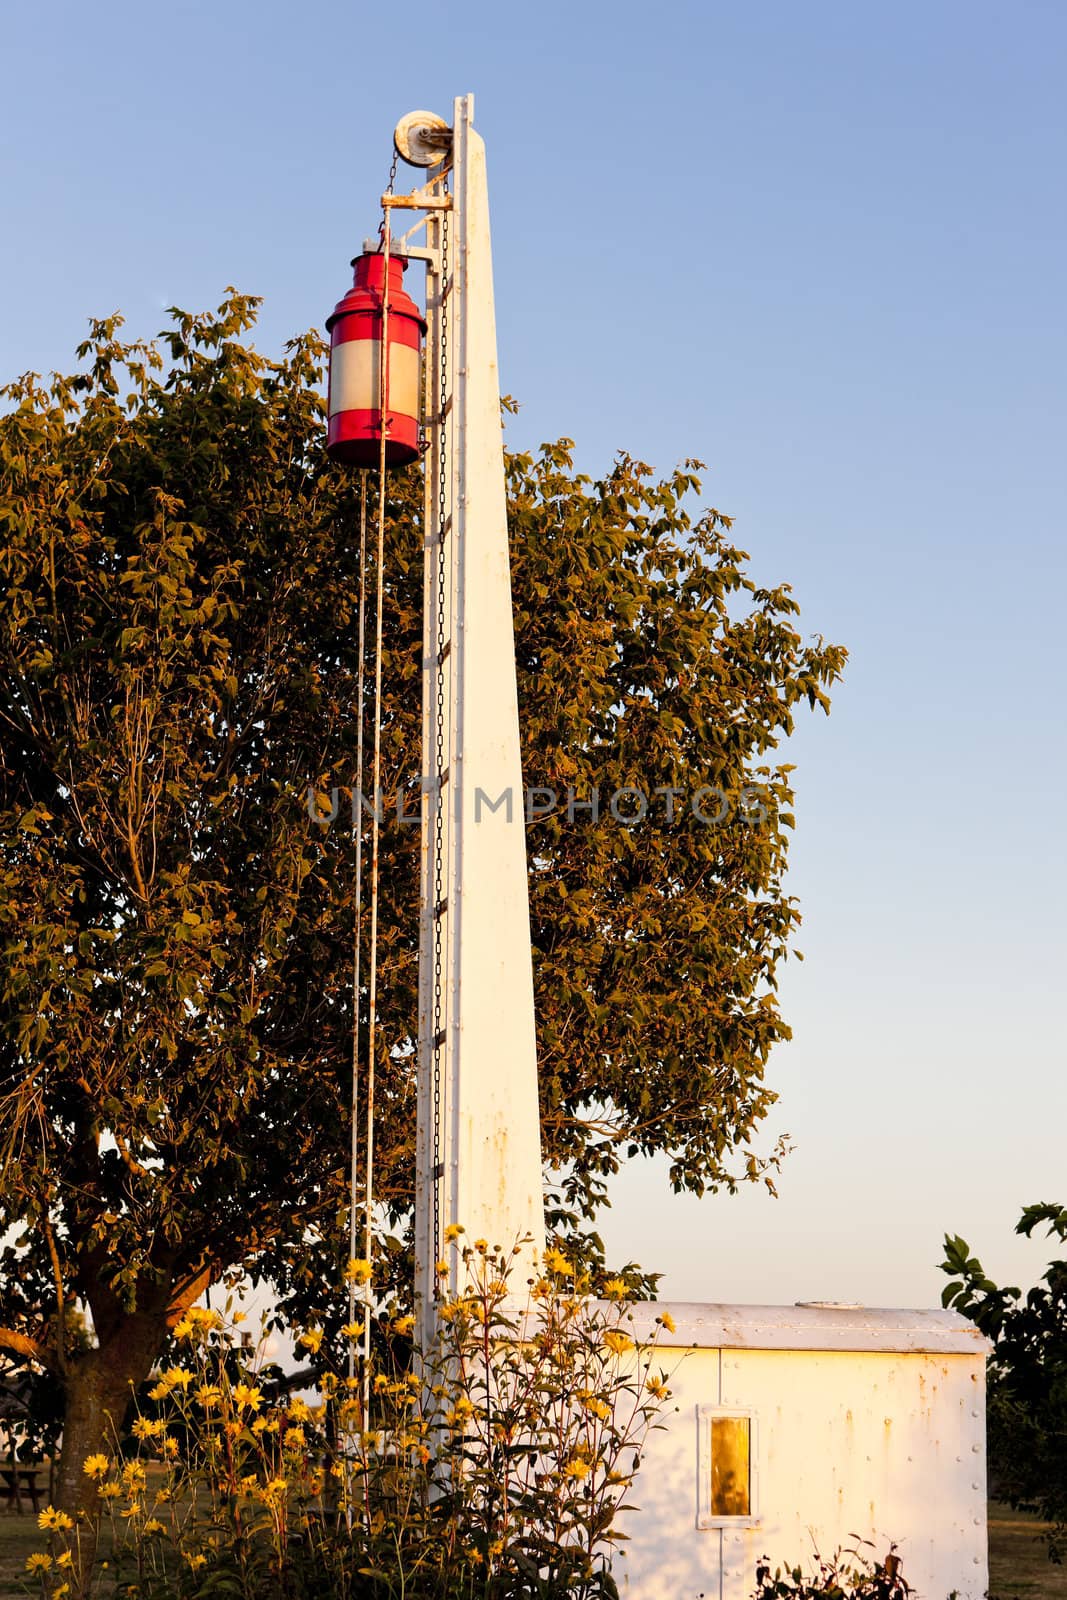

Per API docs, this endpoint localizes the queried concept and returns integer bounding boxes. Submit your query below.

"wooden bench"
[0,1464,43,1514]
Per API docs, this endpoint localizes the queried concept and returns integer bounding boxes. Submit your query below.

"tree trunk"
[55,1313,167,1516]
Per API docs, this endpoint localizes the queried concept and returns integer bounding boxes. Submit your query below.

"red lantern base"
[327,409,422,468]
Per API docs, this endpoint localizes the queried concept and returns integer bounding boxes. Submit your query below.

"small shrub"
[753,1543,909,1600]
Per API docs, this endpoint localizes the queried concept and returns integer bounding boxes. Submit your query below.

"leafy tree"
[0,295,845,1511]
[941,1204,1067,1561]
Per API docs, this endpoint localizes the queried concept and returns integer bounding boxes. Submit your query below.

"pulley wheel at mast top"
[393,109,452,167]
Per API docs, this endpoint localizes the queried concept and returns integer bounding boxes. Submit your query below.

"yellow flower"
[37,1507,73,1532]
[473,1237,488,1252]
[261,1477,288,1500]
[435,1258,449,1275]
[195,1384,222,1407]
[53,1585,71,1598]
[442,1223,464,1243]
[122,1462,146,1488]
[82,1453,110,1478]
[121,1503,142,1519]
[543,1247,573,1277]
[143,1519,166,1536]
[392,1314,416,1335]
[282,1425,306,1451]
[56,1551,73,1569]
[164,1365,193,1390]
[187,1306,221,1328]
[161,1435,180,1456]
[223,1421,242,1437]
[172,1318,194,1339]
[646,1375,671,1399]
[602,1277,629,1300]
[563,1456,591,1480]
[657,1310,676,1333]
[251,1417,269,1434]
[184,1552,208,1570]
[341,1321,364,1340]
[580,1392,612,1421]
[602,1330,634,1356]
[288,1397,311,1422]
[298,1327,324,1354]
[99,1482,122,1500]
[232,1382,263,1411]
[148,1383,170,1401]
[25,1552,52,1573]
[132,1417,165,1439]
[344,1258,372,1284]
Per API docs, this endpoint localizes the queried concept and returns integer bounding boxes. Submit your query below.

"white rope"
[347,470,368,1383]
[362,214,392,1426]
[344,470,369,1534]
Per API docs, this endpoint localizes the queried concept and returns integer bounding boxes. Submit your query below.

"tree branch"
[43,1214,68,1377]
[0,1326,58,1375]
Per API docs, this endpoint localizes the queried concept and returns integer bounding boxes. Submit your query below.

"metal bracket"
[382,185,452,213]
[361,237,440,267]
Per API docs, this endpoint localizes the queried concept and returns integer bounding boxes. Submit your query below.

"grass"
[0,1499,1063,1597]
[989,1502,1067,1600]
[0,1514,38,1598]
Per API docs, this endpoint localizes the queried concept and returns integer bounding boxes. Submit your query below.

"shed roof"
[621,1301,991,1355]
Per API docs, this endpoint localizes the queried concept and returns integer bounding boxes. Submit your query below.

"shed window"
[697,1407,759,1528]
[711,1416,750,1515]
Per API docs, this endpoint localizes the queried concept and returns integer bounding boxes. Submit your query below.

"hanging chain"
[382,151,400,211]
[431,194,450,1293]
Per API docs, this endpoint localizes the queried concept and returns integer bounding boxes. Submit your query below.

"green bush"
[941,1203,1067,1562]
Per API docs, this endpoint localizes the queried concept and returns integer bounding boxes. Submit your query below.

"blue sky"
[2,0,1064,1307]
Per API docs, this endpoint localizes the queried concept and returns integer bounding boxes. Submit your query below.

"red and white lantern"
[326,251,426,468]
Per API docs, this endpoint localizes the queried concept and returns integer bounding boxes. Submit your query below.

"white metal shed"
[615,1302,990,1600]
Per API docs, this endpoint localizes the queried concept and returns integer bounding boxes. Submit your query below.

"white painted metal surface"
[620,1300,991,1355]
[615,1304,990,1600]
[413,95,545,1342]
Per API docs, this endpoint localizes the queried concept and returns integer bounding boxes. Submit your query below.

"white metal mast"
[391,96,545,1344]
